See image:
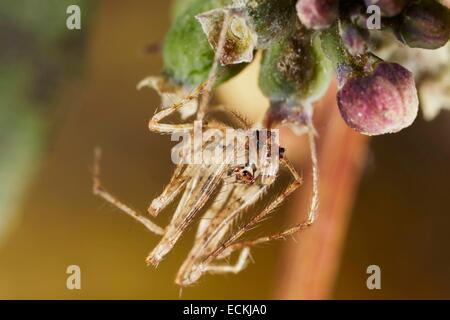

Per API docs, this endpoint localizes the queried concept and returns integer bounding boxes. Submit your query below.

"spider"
[92,10,319,287]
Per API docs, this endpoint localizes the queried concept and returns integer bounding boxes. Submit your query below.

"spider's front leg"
[148,8,235,130]
[147,80,228,134]
[148,83,207,134]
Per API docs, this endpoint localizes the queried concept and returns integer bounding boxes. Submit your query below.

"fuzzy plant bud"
[339,21,369,56]
[259,24,332,128]
[296,0,338,30]
[163,0,246,87]
[337,62,419,135]
[196,7,257,65]
[321,27,418,135]
[244,0,297,49]
[364,0,407,17]
[397,0,450,49]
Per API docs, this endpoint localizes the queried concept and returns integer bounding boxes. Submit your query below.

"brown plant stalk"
[275,82,369,299]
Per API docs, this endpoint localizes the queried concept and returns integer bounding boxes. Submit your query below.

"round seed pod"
[259,25,333,127]
[337,62,418,135]
[296,0,339,30]
[397,0,450,49]
[339,21,369,56]
[163,0,246,88]
[321,27,418,135]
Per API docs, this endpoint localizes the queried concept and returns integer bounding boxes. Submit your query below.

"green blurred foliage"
[163,0,245,87]
[0,0,94,242]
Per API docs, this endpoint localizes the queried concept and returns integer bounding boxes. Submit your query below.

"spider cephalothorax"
[232,163,258,184]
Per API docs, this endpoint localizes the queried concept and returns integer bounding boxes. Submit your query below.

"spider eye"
[243,169,254,179]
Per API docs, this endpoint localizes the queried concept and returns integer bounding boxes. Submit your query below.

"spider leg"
[148,83,207,134]
[92,148,165,236]
[195,181,235,239]
[175,183,269,286]
[209,127,319,256]
[148,83,229,134]
[143,10,232,126]
[145,169,200,267]
[204,247,251,274]
[146,163,227,267]
[196,9,231,120]
[147,163,187,217]
[146,132,230,266]
[205,158,302,260]
[148,104,231,217]
[206,105,252,129]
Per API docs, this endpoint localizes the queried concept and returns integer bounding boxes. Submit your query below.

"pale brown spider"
[92,10,319,287]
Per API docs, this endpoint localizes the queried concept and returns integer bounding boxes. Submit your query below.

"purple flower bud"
[339,23,369,56]
[296,0,338,30]
[337,62,419,136]
[364,0,407,17]
[349,4,370,29]
[398,0,450,49]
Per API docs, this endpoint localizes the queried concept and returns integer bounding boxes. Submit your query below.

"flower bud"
[364,0,407,17]
[260,28,332,101]
[397,0,450,49]
[196,8,257,65]
[337,62,419,136]
[260,27,332,128]
[163,0,246,87]
[339,22,369,56]
[245,0,296,49]
[296,0,339,30]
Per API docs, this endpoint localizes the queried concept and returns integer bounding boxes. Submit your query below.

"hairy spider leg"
[176,181,270,286]
[205,149,320,262]
[146,161,228,267]
[92,148,165,235]
[147,149,190,217]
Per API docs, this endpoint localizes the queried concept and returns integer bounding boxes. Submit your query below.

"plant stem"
[275,82,369,299]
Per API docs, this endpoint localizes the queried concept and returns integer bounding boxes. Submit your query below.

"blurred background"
[0,0,449,299]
